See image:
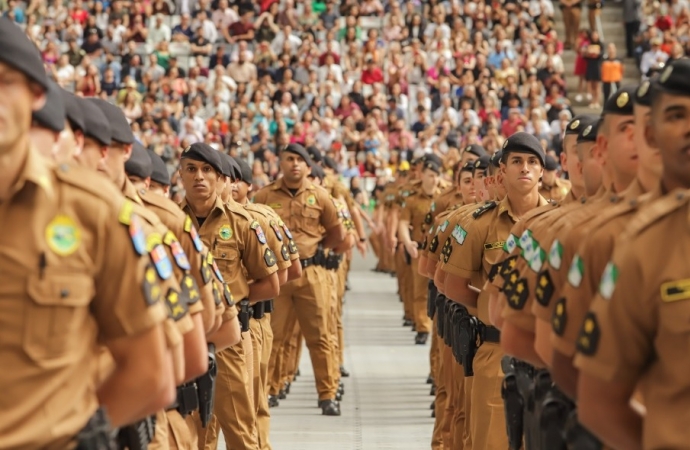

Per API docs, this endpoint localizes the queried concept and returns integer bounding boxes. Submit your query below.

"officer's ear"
[30,81,46,113]
[121,143,134,162]
[644,114,658,150]
[560,150,568,174]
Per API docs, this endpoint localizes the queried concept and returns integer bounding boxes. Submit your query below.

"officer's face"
[576,142,602,197]
[55,121,82,163]
[231,180,250,202]
[0,63,46,155]
[474,170,489,201]
[602,114,637,182]
[280,152,308,184]
[542,169,557,185]
[500,151,543,194]
[77,136,105,171]
[561,134,583,192]
[149,180,170,197]
[647,92,690,190]
[460,151,479,166]
[180,159,220,201]
[459,171,476,203]
[128,174,150,191]
[421,168,439,190]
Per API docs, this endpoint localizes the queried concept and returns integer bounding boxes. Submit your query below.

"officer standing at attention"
[147,149,173,197]
[253,143,345,416]
[233,155,302,450]
[178,143,280,449]
[539,154,572,202]
[399,158,443,346]
[441,132,549,450]
[575,59,690,450]
[28,78,65,160]
[0,17,174,448]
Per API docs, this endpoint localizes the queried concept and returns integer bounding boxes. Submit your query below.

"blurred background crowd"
[3,0,672,205]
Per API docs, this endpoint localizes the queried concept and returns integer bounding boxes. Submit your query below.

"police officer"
[575,59,690,450]
[179,143,280,449]
[29,78,65,160]
[0,16,174,448]
[253,143,346,416]
[441,132,550,450]
[147,149,172,197]
[539,154,572,202]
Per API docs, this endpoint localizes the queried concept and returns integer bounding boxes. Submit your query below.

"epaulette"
[226,200,254,222]
[472,201,498,219]
[53,162,124,206]
[139,188,186,220]
[621,189,689,239]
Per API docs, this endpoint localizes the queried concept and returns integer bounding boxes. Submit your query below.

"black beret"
[306,145,323,164]
[282,143,314,166]
[602,85,636,116]
[635,79,653,107]
[490,150,503,168]
[86,98,135,144]
[148,149,170,186]
[473,155,491,172]
[565,114,599,136]
[423,160,441,175]
[423,152,444,168]
[464,144,487,158]
[226,154,242,180]
[0,17,48,90]
[501,132,546,166]
[460,161,474,173]
[309,164,325,180]
[218,152,235,179]
[125,141,152,178]
[181,142,223,174]
[323,155,338,171]
[577,119,601,144]
[78,97,111,146]
[32,79,65,133]
[60,90,85,133]
[544,154,559,171]
[651,58,690,99]
[235,157,253,184]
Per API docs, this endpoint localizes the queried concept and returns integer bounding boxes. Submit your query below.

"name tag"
[269,203,282,209]
[661,279,690,303]
[484,241,506,250]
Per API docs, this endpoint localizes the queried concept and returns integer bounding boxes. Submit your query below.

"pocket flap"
[27,272,94,307]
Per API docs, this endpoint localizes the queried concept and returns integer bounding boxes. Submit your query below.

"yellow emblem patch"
[269,203,282,209]
[46,215,81,256]
[307,195,316,206]
[219,225,233,240]
[616,92,629,108]
[569,119,580,130]
[118,199,135,226]
[484,241,506,250]
[184,215,192,232]
[661,279,690,303]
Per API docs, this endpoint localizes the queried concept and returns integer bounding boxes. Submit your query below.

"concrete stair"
[553,2,641,114]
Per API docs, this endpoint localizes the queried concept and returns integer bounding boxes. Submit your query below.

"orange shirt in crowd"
[601,58,623,83]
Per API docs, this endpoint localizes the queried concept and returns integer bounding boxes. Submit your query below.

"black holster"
[427,280,438,320]
[196,343,217,428]
[175,383,199,417]
[564,409,603,450]
[314,247,327,267]
[264,299,274,313]
[239,299,250,332]
[75,407,116,450]
[326,252,343,270]
[253,301,266,319]
[435,293,446,339]
[117,416,155,450]
[501,357,525,450]
[403,246,411,265]
[457,314,479,376]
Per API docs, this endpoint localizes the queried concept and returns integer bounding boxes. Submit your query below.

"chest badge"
[46,214,81,256]
[219,225,233,241]
[307,194,316,206]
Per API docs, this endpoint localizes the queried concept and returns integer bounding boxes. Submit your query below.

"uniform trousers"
[255,315,273,450]
[395,247,413,320]
[431,329,447,450]
[410,256,432,333]
[268,264,338,400]
[469,342,507,450]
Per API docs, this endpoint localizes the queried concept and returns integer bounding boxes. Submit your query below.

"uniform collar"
[8,146,55,201]
[122,177,144,205]
[273,176,314,196]
[622,177,646,201]
[498,193,549,222]
[180,192,226,222]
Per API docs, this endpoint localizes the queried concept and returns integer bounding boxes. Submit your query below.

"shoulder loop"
[473,201,498,219]
[626,189,690,238]
[54,162,122,204]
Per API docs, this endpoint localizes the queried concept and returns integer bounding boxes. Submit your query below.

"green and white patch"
[439,220,450,233]
[567,255,584,287]
[452,224,468,245]
[431,202,436,212]
[549,239,564,270]
[520,230,535,260]
[504,233,518,253]
[529,246,546,272]
[598,262,618,300]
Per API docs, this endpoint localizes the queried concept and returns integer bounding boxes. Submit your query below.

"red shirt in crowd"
[501,118,524,137]
[361,67,384,85]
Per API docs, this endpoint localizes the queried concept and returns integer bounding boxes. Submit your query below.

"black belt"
[481,325,501,343]
[300,256,316,268]
[263,299,274,313]
[252,302,265,320]
[167,383,198,416]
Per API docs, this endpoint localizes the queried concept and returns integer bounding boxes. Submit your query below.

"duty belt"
[481,325,501,343]
[300,256,317,268]
[251,302,266,320]
[263,299,274,313]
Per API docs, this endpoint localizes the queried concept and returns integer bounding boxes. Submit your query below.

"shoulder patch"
[451,224,467,245]
[507,279,528,310]
[264,248,277,267]
[128,215,147,256]
[207,252,224,282]
[147,233,173,280]
[472,201,498,219]
[503,271,519,297]
[201,252,214,284]
[180,274,200,305]
[281,243,290,261]
[142,264,162,305]
[211,280,222,306]
[269,220,283,241]
[576,312,600,355]
[251,220,267,244]
[552,297,567,336]
[163,231,191,270]
[535,270,555,306]
[223,283,234,306]
[184,215,204,252]
[165,288,187,321]
[429,235,439,253]
[280,220,293,240]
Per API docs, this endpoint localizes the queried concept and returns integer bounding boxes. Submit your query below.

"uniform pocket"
[301,206,320,229]
[24,272,93,363]
[213,243,240,280]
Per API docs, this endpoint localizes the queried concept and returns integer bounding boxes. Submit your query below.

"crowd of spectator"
[3,0,606,199]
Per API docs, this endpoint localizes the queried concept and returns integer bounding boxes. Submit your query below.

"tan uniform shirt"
[243,201,292,272]
[574,189,690,450]
[430,203,479,263]
[252,178,342,259]
[539,177,572,202]
[399,187,442,244]
[441,195,549,323]
[181,195,278,301]
[0,150,167,449]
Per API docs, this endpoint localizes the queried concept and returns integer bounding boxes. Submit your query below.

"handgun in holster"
[427,280,438,320]
[264,299,274,313]
[448,303,464,363]
[564,408,603,450]
[443,300,454,346]
[435,293,446,338]
[539,383,572,450]
[117,415,155,450]
[314,246,327,267]
[457,314,479,376]
[501,357,524,450]
[196,343,218,428]
[239,299,251,332]
[175,382,199,417]
[253,301,265,319]
[75,407,116,450]
[403,246,411,265]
